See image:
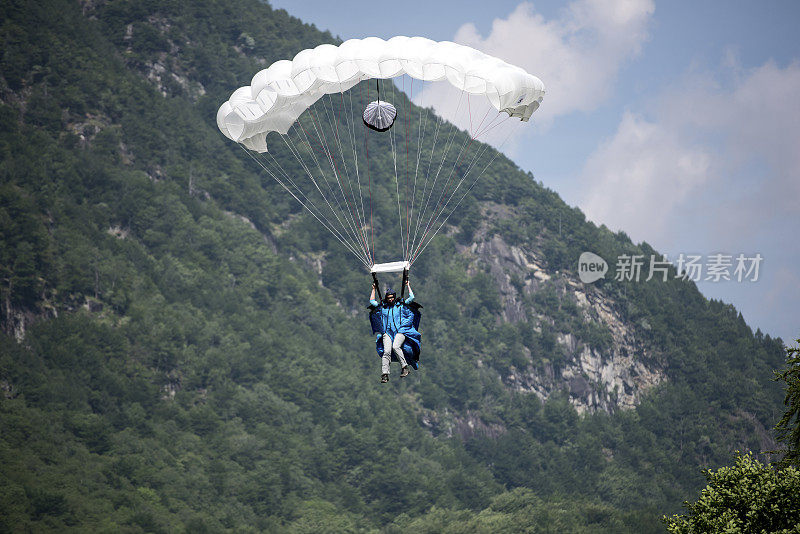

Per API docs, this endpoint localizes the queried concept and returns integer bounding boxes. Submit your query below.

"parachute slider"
[371,261,410,274]
[363,100,397,132]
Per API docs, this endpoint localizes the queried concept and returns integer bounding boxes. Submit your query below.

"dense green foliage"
[0,0,789,531]
[663,453,800,533]
[775,339,800,468]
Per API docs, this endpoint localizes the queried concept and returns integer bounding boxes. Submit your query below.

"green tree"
[663,452,800,533]
[776,338,800,467]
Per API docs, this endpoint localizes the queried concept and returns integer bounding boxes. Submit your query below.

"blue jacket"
[369,295,422,368]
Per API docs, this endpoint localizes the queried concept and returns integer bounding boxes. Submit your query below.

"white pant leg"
[392,333,408,368]
[381,334,392,374]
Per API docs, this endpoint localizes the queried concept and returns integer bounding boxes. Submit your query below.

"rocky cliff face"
[459,202,665,414]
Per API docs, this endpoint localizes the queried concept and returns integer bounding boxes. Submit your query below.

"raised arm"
[369,282,379,307]
[404,280,415,304]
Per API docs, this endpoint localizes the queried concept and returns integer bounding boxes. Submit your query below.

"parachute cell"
[218,37,544,150]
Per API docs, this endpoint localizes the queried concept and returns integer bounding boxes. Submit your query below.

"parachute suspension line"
[395,77,411,262]
[282,126,343,218]
[407,94,444,255]
[474,110,511,140]
[321,95,357,226]
[240,146,370,268]
[463,118,505,176]
[403,75,412,261]
[408,94,496,263]
[282,128,355,261]
[290,117,367,256]
[361,81,376,266]
[408,88,467,258]
[254,150,334,244]
[468,93,473,136]
[432,114,513,232]
[274,132,355,249]
[318,93,377,265]
[277,133,372,267]
[304,105,373,261]
[410,132,475,262]
[412,91,463,260]
[417,103,498,246]
[307,105,356,230]
[342,87,370,264]
[387,79,407,262]
[408,78,431,264]
[409,122,497,264]
[410,120,522,265]
[425,91,466,210]
[284,119,372,265]
[260,148,370,267]
[471,103,495,141]
[323,92,370,261]
[409,123,495,263]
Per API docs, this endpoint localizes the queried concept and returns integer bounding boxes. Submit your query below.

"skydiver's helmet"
[384,287,397,304]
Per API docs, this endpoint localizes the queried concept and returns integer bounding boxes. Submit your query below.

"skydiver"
[369,280,418,383]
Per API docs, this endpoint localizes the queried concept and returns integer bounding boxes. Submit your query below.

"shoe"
[400,366,409,378]
[381,374,389,383]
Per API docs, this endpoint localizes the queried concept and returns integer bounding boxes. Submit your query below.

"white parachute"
[218,36,544,271]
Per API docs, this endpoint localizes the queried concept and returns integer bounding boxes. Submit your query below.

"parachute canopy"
[217,36,544,152]
[217,37,545,271]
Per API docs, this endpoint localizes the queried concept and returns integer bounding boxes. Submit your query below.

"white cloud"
[451,0,654,120]
[411,0,655,151]
[579,112,712,245]
[579,59,800,246]
[678,60,800,212]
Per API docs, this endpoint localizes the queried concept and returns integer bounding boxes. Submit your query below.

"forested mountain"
[0,0,788,531]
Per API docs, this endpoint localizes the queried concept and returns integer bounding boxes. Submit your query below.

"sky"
[269,0,800,343]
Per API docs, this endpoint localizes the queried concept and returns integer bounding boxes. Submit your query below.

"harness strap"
[372,272,382,301]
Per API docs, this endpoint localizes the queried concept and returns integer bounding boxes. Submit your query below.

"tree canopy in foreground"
[663,452,800,533]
